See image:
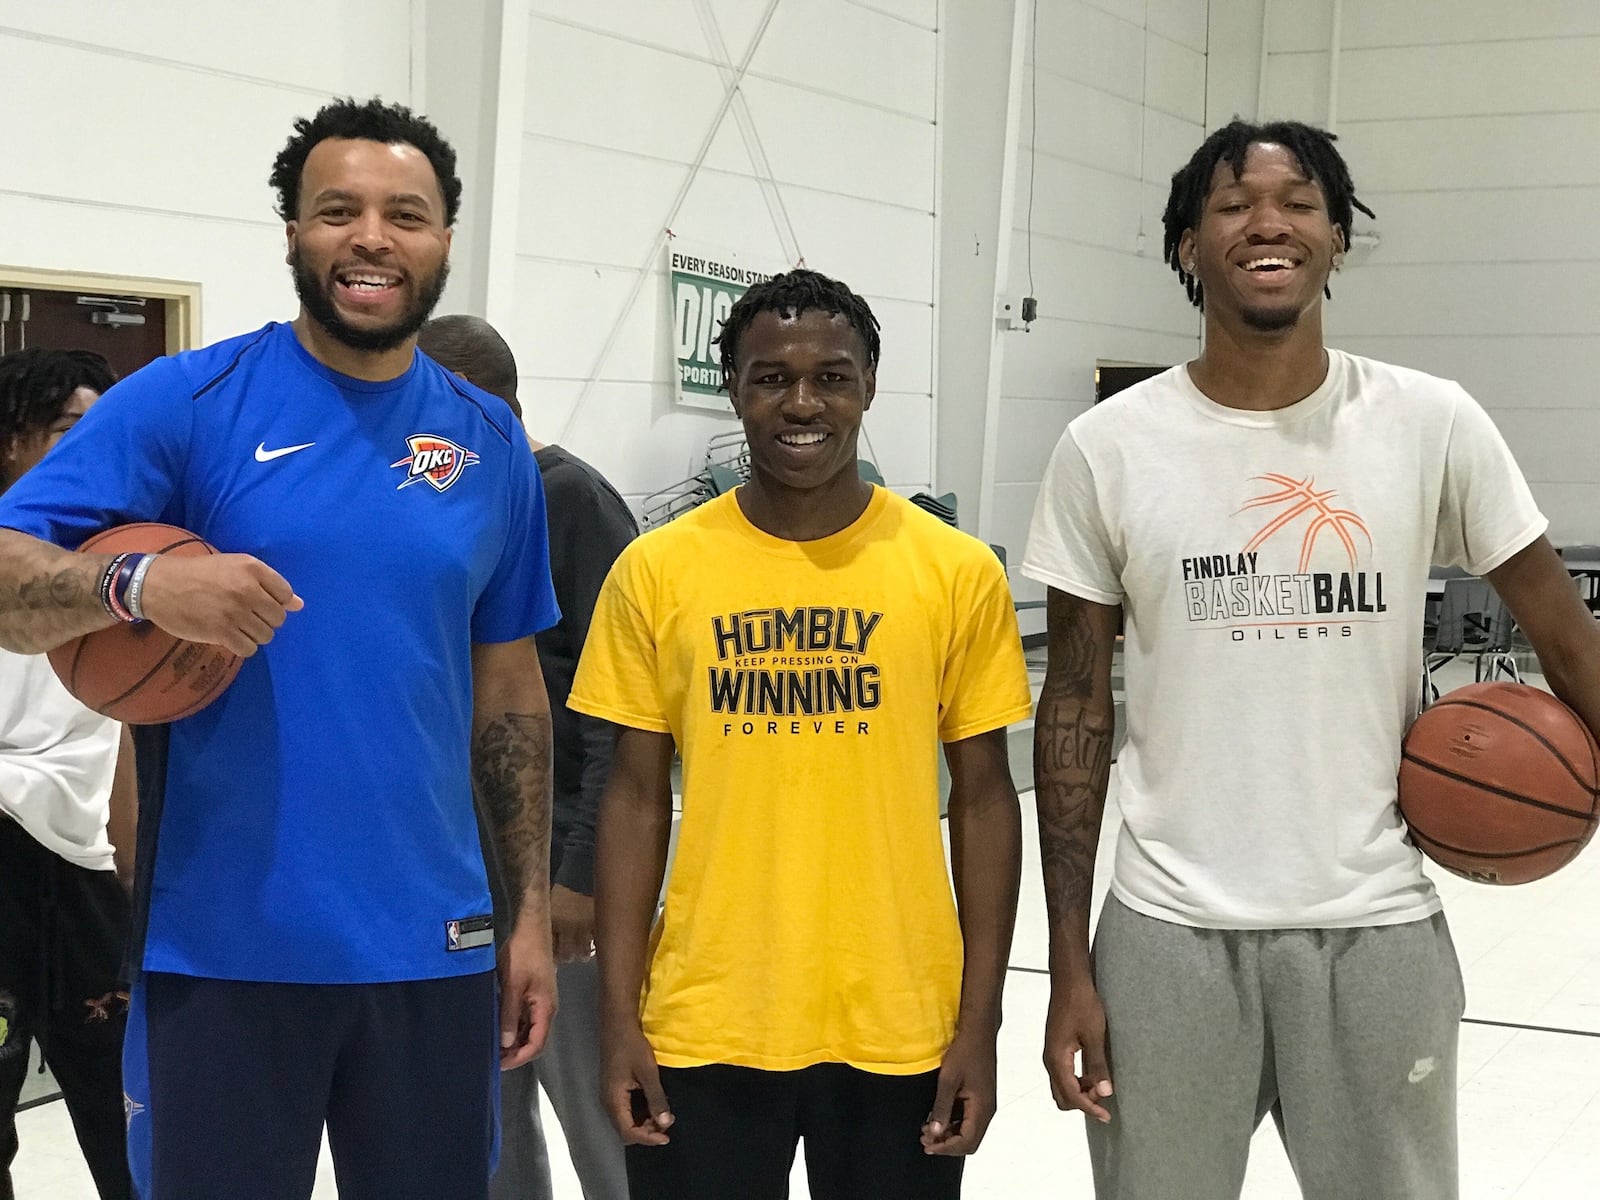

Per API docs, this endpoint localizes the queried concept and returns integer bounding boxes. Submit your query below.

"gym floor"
[15,657,1600,1198]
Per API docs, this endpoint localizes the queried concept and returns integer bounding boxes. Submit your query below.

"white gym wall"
[1209,0,1600,547]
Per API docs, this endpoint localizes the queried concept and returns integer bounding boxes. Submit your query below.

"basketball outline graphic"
[1237,473,1372,571]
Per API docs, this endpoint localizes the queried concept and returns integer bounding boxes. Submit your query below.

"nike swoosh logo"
[255,441,315,462]
[1408,1057,1438,1084]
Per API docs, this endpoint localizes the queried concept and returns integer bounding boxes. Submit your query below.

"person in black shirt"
[419,315,636,1200]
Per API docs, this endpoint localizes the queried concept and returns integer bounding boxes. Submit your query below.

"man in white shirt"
[1023,119,1600,1200]
[0,347,137,1200]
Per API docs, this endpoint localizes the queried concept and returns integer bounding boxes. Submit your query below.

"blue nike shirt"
[0,322,559,983]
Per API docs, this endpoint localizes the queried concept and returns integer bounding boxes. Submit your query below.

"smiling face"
[727,308,876,495]
[1179,142,1345,335]
[285,137,452,353]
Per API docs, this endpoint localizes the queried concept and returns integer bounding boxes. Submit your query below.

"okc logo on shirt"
[391,434,480,492]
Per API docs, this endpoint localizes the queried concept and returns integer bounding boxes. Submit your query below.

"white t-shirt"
[0,647,120,871]
[1022,350,1547,929]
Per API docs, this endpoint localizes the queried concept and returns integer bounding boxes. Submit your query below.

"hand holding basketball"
[49,523,290,724]
[140,553,303,658]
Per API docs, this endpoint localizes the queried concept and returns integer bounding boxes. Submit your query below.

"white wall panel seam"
[1369,184,1600,196]
[693,0,804,266]
[484,0,531,327]
[1338,258,1600,269]
[553,0,785,443]
[838,0,938,32]
[1029,60,1201,124]
[0,188,280,231]
[408,0,425,104]
[526,13,935,124]
[518,132,938,214]
[1269,35,1600,55]
[1026,142,1201,182]
[0,24,339,97]
[514,255,934,307]
[1333,332,1600,341]
[1019,315,1197,338]
[1336,109,1600,123]
[976,0,1033,542]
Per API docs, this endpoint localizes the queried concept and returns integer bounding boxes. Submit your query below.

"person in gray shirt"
[419,315,635,1200]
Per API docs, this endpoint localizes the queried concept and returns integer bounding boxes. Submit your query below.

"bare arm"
[470,637,554,922]
[596,725,677,1143]
[0,527,301,657]
[1035,586,1122,1120]
[1036,588,1120,971]
[107,723,139,892]
[946,728,1022,1035]
[922,726,1022,1155]
[470,637,557,1067]
[1487,536,1600,741]
[0,528,116,653]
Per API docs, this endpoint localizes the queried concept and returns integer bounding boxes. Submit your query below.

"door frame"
[0,265,201,353]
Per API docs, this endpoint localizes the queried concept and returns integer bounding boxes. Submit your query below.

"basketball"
[1399,682,1600,884]
[47,523,242,724]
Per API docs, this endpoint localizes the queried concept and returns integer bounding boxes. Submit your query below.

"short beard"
[291,248,449,353]
[1240,304,1301,333]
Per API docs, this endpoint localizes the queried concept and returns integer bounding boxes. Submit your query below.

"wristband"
[124,553,157,622]
[99,553,133,622]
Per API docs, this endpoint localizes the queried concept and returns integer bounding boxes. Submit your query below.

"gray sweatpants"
[490,957,629,1200]
[1086,897,1465,1200]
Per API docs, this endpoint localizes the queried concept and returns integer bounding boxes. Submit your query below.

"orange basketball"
[47,523,242,724]
[1399,682,1600,884]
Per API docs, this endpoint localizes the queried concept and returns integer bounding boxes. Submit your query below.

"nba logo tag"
[391,434,480,492]
[446,921,461,950]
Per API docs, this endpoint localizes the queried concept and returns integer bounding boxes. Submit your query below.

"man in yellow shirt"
[570,268,1032,1199]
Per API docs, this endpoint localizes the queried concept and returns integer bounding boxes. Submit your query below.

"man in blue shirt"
[0,98,560,1200]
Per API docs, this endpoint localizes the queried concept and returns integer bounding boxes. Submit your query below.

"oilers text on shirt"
[1181,552,1389,642]
[709,606,884,737]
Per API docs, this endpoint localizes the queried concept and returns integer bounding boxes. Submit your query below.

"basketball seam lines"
[1401,751,1596,821]
[1408,827,1584,860]
[1429,697,1600,801]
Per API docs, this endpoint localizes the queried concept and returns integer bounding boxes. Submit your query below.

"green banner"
[670,244,775,411]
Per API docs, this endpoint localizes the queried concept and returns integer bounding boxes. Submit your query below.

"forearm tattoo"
[1034,591,1115,928]
[472,710,553,909]
[0,566,89,614]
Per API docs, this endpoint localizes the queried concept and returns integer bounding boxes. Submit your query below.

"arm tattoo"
[472,710,553,911]
[0,568,88,615]
[1034,590,1115,928]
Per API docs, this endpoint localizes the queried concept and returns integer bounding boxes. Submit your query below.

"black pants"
[124,970,500,1200]
[0,817,132,1200]
[626,1062,964,1200]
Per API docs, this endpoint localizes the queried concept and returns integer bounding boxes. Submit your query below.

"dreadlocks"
[715,268,881,384]
[0,347,116,446]
[1163,119,1376,310]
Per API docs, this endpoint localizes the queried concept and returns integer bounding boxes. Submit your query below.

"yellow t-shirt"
[569,487,1032,1074]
